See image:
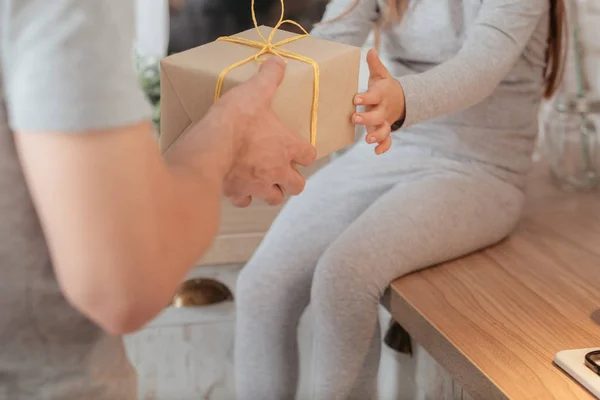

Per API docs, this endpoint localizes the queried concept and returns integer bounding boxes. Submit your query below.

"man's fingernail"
[355,96,363,105]
[369,136,377,143]
[354,115,363,124]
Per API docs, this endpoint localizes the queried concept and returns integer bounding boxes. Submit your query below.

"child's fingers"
[231,195,253,208]
[375,136,392,155]
[353,108,386,126]
[354,91,383,106]
[365,122,391,144]
[366,48,391,79]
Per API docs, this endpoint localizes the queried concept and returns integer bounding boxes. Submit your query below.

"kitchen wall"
[135,0,170,58]
[134,0,600,127]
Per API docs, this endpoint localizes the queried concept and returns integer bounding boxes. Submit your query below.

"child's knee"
[311,241,386,308]
[236,260,311,317]
[235,264,273,310]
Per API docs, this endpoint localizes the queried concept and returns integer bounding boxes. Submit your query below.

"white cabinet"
[200,158,330,265]
[124,265,240,400]
[125,322,236,399]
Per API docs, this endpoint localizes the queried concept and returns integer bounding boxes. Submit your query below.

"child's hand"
[353,49,406,155]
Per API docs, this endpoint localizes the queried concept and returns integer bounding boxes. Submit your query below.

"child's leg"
[309,165,525,400]
[234,144,406,400]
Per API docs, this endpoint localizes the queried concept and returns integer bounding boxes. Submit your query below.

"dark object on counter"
[384,319,413,355]
[585,350,600,376]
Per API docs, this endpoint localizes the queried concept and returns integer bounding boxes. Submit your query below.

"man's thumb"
[252,56,286,99]
[367,48,390,79]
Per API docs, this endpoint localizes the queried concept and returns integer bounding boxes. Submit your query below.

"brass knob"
[170,278,234,308]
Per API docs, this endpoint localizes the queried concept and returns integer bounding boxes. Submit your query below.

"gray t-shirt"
[0,1,151,399]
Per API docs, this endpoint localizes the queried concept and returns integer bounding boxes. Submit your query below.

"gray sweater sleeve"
[310,0,379,47]
[312,0,549,129]
[3,0,151,132]
[397,0,549,128]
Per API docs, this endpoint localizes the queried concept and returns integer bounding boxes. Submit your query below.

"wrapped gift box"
[159,25,361,158]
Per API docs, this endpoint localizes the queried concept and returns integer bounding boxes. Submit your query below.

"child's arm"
[395,0,550,129]
[354,0,550,143]
[310,0,379,47]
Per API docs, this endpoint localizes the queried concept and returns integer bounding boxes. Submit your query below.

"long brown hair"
[319,0,566,98]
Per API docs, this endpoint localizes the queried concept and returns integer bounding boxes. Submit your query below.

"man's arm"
[7,0,314,334]
[16,120,225,335]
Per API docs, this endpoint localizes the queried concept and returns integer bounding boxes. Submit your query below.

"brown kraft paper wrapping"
[159,25,361,159]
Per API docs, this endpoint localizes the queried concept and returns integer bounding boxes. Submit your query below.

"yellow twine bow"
[214,0,320,147]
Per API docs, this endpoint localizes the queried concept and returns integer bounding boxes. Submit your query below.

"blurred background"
[135,0,330,128]
[168,0,329,54]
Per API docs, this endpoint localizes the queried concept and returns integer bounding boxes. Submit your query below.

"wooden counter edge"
[384,288,509,400]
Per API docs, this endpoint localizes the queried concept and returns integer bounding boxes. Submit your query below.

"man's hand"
[353,49,406,155]
[215,57,317,207]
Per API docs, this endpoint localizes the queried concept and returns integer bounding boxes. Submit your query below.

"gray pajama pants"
[234,138,526,400]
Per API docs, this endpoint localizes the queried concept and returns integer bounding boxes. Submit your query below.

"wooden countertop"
[388,161,600,400]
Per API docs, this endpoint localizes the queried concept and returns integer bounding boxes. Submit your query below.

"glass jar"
[544,96,600,191]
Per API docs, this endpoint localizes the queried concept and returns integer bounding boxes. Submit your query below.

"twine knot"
[214,0,320,147]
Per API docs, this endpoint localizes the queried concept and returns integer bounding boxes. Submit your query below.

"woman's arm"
[310,0,379,47]
[396,0,549,128]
